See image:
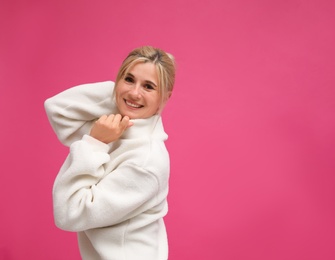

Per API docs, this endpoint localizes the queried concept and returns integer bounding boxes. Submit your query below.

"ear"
[166,91,172,100]
[162,91,172,106]
[156,91,172,115]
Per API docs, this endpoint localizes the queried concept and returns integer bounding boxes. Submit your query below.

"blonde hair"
[115,46,176,113]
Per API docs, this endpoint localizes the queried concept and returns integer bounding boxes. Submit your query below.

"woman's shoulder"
[114,138,170,176]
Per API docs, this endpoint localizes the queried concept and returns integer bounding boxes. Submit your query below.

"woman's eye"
[144,84,154,90]
[124,77,134,83]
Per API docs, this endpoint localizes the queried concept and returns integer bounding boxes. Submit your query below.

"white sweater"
[44,81,170,260]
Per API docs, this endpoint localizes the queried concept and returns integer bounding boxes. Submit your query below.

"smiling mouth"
[125,99,143,108]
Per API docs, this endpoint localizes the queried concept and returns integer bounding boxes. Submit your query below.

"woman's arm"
[53,135,163,232]
[44,81,117,146]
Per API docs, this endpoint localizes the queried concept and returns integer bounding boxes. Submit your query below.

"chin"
[121,111,140,119]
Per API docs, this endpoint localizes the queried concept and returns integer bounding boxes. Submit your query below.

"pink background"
[1,0,335,259]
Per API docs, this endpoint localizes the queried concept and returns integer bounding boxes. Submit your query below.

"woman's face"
[115,62,161,119]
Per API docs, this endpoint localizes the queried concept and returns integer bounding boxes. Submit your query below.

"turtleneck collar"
[120,115,168,141]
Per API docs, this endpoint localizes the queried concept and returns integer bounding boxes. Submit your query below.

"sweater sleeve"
[44,81,117,146]
[53,135,159,232]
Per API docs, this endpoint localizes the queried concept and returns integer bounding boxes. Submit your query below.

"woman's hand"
[90,114,133,144]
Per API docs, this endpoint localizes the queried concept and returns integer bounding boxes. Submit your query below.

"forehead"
[127,62,158,84]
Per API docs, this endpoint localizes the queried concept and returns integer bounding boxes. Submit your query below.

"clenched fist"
[90,114,133,144]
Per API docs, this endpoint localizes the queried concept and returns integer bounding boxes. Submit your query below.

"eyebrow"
[127,73,158,88]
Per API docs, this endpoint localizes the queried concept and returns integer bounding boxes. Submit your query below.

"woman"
[44,46,176,260]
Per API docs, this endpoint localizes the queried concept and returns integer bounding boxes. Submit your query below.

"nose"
[129,84,142,99]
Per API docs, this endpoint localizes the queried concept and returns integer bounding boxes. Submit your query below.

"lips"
[125,99,143,108]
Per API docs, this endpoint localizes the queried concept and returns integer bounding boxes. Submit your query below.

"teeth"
[126,100,141,108]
